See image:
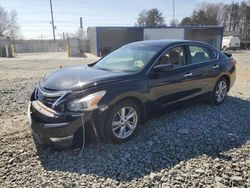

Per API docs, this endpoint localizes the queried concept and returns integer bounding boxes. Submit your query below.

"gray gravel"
[0,52,250,187]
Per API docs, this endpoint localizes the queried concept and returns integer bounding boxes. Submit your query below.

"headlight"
[68,90,106,112]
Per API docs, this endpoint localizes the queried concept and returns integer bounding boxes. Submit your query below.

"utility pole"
[50,0,56,42]
[79,17,85,39]
[80,17,83,29]
[173,0,175,21]
[79,17,83,55]
[173,0,176,26]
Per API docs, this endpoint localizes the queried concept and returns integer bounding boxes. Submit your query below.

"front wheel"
[105,100,140,143]
[211,78,228,105]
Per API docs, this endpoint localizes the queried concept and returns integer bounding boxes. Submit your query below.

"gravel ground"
[0,51,250,187]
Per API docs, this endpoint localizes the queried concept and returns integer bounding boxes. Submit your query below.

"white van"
[222,36,240,51]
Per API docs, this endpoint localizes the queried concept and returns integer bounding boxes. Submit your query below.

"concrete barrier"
[67,38,90,57]
[14,39,67,53]
[0,37,15,57]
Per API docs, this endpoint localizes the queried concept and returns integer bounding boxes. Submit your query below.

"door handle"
[213,64,219,69]
[184,72,193,77]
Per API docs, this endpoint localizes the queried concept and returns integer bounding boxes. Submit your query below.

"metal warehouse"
[87,26,223,56]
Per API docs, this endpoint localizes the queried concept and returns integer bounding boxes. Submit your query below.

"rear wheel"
[211,77,228,105]
[105,100,140,143]
[223,46,227,51]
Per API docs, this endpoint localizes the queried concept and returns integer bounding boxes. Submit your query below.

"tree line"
[136,1,250,40]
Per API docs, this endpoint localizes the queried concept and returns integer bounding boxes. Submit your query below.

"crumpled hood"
[41,66,128,91]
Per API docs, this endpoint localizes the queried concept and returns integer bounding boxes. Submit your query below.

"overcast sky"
[0,0,242,39]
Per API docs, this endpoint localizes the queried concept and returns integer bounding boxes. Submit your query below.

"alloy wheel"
[215,80,227,103]
[112,106,138,139]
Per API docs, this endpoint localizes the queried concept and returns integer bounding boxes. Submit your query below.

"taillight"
[230,59,236,65]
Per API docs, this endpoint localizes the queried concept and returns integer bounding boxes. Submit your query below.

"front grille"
[35,87,67,110]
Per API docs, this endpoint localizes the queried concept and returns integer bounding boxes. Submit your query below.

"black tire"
[104,99,140,143]
[211,77,228,105]
[223,46,227,51]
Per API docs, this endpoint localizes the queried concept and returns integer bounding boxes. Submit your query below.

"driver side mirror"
[154,64,174,72]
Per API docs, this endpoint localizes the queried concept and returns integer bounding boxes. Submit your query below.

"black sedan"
[28,40,236,148]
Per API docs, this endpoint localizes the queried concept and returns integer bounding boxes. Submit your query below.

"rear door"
[147,45,202,107]
[186,44,222,94]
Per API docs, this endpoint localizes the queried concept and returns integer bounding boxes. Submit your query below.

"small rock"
[108,154,115,160]
[213,163,222,169]
[106,178,113,185]
[149,172,162,181]
[8,157,15,164]
[195,168,205,173]
[215,176,223,183]
[216,181,227,188]
[147,140,153,147]
[179,161,184,165]
[177,128,189,134]
[161,183,170,188]
[203,162,210,168]
[124,153,130,158]
[230,175,243,181]
[175,176,184,182]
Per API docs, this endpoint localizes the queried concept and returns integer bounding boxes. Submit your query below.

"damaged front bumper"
[28,100,86,148]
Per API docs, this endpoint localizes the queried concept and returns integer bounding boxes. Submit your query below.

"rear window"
[210,49,218,59]
[188,45,214,64]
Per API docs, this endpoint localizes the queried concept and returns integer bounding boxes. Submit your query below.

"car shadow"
[36,96,250,181]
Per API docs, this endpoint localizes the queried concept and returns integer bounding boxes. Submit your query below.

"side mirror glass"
[154,64,174,72]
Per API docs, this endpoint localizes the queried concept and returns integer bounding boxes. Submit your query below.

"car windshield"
[93,44,162,72]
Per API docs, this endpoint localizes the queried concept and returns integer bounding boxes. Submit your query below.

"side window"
[189,45,211,64]
[157,46,186,68]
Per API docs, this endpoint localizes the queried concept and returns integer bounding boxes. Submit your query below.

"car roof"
[128,39,209,48]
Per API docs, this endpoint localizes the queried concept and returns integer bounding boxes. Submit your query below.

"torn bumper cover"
[28,100,85,148]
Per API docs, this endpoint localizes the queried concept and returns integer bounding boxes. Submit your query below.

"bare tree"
[136,8,165,27]
[136,10,147,26]
[0,5,19,37]
[239,1,250,39]
[220,1,250,39]
[67,29,86,39]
